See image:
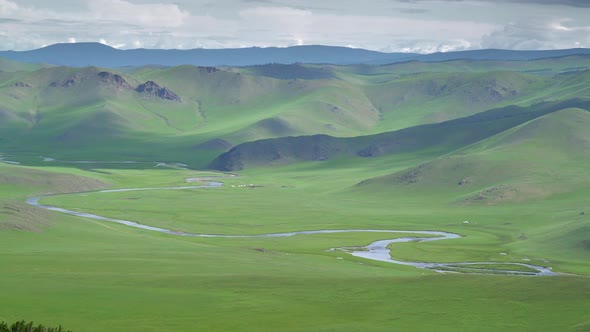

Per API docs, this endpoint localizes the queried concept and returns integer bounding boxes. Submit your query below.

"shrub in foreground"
[0,320,72,332]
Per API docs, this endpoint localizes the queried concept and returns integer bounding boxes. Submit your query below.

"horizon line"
[4,42,590,55]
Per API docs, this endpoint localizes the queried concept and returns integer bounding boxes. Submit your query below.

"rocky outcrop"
[50,79,78,87]
[391,164,427,184]
[97,71,131,90]
[135,81,181,102]
[49,73,84,88]
[464,185,508,201]
[201,66,219,74]
[62,79,77,87]
[12,82,31,88]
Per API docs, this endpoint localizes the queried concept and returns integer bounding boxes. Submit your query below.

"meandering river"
[26,181,557,276]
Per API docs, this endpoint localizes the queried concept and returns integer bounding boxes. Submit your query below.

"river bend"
[26,181,557,276]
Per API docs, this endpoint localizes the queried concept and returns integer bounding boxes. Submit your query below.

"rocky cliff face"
[46,70,181,102]
[135,81,181,102]
[50,74,83,87]
[97,71,132,90]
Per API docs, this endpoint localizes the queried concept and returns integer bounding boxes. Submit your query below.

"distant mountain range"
[1,43,590,67]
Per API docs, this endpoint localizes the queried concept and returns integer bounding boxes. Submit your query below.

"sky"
[0,0,589,52]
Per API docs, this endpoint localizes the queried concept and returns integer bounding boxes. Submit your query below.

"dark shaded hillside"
[369,48,590,65]
[209,99,590,171]
[416,49,590,62]
[244,64,335,80]
[352,55,590,76]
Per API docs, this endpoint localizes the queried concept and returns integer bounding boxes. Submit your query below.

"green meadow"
[2,153,590,331]
[2,56,590,331]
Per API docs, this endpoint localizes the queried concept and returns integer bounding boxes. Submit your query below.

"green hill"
[0,57,51,72]
[356,107,590,203]
[210,99,590,171]
[339,55,590,77]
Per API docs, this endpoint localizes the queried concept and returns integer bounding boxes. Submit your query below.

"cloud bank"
[0,0,587,52]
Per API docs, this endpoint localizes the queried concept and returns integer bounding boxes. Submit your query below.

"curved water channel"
[26,181,557,276]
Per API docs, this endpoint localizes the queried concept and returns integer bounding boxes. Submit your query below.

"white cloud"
[0,0,18,15]
[397,39,475,54]
[549,19,590,32]
[238,7,313,46]
[481,20,590,50]
[88,0,190,28]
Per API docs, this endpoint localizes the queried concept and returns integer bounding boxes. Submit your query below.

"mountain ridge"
[2,43,590,67]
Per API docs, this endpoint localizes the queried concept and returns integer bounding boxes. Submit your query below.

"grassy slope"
[0,66,210,164]
[353,108,590,271]
[365,71,547,130]
[0,64,380,166]
[135,65,380,139]
[0,57,51,72]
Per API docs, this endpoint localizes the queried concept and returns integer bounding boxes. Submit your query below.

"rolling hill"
[356,107,590,200]
[0,55,589,168]
[209,100,590,171]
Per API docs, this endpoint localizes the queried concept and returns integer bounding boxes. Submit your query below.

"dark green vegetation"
[2,54,590,331]
[0,320,71,332]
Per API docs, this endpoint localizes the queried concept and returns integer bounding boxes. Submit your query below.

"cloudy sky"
[0,0,589,52]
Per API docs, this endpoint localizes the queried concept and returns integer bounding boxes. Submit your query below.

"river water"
[26,181,557,276]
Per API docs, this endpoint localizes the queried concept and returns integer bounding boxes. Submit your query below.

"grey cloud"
[0,18,23,23]
[30,19,94,27]
[0,0,589,52]
[397,0,590,7]
[395,8,430,14]
[37,19,79,24]
[240,0,277,3]
[202,35,239,41]
[25,19,143,30]
[234,0,332,11]
[481,20,590,50]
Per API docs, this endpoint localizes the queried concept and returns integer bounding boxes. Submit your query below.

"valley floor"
[1,163,590,331]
